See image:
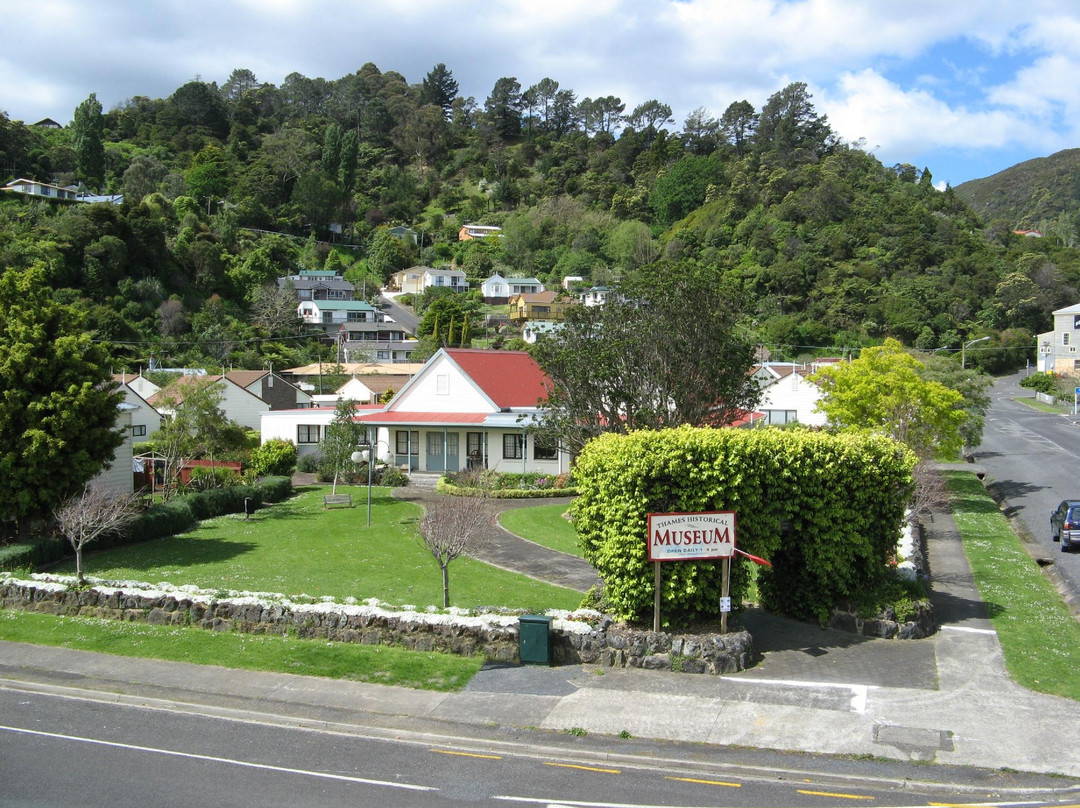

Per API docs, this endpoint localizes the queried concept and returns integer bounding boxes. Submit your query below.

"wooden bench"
[323,493,353,509]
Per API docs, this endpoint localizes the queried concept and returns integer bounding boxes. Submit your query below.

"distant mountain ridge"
[955,148,1080,228]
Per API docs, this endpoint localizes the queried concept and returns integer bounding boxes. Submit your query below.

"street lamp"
[350,433,373,526]
[962,336,990,369]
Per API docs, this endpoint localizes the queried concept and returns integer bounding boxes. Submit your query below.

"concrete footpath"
[2,495,1080,790]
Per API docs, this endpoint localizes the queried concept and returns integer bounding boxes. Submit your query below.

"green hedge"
[572,426,915,626]
[0,477,293,573]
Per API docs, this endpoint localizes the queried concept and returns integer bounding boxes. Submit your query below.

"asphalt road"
[378,293,419,335]
[0,685,1045,807]
[969,371,1080,602]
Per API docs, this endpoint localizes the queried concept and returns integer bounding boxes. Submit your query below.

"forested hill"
[954,148,1080,239]
[1,63,1077,373]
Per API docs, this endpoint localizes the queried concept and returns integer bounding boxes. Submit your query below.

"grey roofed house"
[278,271,355,301]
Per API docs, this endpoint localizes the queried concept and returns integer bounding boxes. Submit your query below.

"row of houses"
[92,346,835,498]
[261,350,834,476]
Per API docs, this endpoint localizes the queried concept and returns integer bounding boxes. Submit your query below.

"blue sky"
[3,0,1079,188]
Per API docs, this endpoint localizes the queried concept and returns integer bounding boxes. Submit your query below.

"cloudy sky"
[4,0,1079,187]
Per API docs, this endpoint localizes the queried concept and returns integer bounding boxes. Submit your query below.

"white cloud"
[4,0,1080,183]
[825,69,1051,158]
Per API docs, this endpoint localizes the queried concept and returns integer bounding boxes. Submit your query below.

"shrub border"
[437,478,578,499]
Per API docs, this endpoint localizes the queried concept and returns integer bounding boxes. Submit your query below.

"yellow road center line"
[430,749,502,760]
[543,762,621,774]
[798,789,875,800]
[665,775,742,788]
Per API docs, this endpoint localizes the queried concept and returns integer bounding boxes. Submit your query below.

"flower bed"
[439,470,577,498]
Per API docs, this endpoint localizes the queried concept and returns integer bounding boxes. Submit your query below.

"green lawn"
[50,485,581,612]
[498,503,583,558]
[947,471,1080,701]
[0,609,482,691]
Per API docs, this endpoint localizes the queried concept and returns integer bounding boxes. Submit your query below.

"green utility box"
[518,614,554,666]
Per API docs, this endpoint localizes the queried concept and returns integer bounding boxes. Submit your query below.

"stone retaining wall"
[0,578,756,675]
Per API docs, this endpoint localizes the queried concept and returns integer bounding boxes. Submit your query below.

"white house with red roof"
[260,348,568,474]
[355,348,566,474]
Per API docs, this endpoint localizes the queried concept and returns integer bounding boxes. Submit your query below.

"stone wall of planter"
[0,577,757,675]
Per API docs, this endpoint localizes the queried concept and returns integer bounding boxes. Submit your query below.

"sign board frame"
[647,511,736,561]
[646,510,737,633]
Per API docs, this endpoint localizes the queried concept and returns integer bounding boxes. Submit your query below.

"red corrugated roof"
[443,349,551,408]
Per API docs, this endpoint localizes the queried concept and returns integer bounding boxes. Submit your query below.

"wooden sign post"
[647,511,736,633]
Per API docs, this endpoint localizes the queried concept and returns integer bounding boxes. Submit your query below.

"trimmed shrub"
[297,452,322,473]
[256,476,292,502]
[375,465,410,487]
[185,465,241,491]
[249,439,298,477]
[572,425,915,626]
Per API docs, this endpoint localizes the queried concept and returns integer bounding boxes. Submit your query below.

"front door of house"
[425,432,459,472]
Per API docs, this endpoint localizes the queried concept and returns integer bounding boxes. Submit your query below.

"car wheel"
[1063,539,1071,552]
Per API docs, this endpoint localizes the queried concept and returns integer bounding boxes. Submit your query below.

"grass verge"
[0,609,484,691]
[498,503,583,558]
[946,471,1080,701]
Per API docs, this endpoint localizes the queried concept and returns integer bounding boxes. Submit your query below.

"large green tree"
[813,339,968,459]
[530,261,761,453]
[421,63,459,119]
[71,92,105,187]
[0,267,124,529]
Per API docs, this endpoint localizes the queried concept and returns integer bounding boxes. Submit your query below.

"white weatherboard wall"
[216,381,270,431]
[757,373,826,426]
[260,408,337,458]
[387,354,492,414]
[93,409,135,495]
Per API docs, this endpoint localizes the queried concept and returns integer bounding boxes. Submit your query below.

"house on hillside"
[388,225,418,244]
[388,266,468,294]
[298,299,380,335]
[1037,303,1080,373]
[579,286,610,307]
[481,273,544,304]
[522,321,563,344]
[2,178,79,201]
[509,290,567,323]
[458,224,502,241]
[278,271,355,301]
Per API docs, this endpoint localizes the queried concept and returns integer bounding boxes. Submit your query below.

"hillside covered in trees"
[2,63,1078,373]
[955,148,1080,243]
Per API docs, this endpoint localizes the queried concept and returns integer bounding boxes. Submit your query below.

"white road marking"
[986,419,1067,452]
[0,724,437,791]
[730,677,875,714]
[941,625,996,636]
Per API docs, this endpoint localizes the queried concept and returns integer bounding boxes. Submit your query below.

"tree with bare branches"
[415,496,497,608]
[54,486,141,583]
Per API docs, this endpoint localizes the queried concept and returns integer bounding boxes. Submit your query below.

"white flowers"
[0,572,600,634]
